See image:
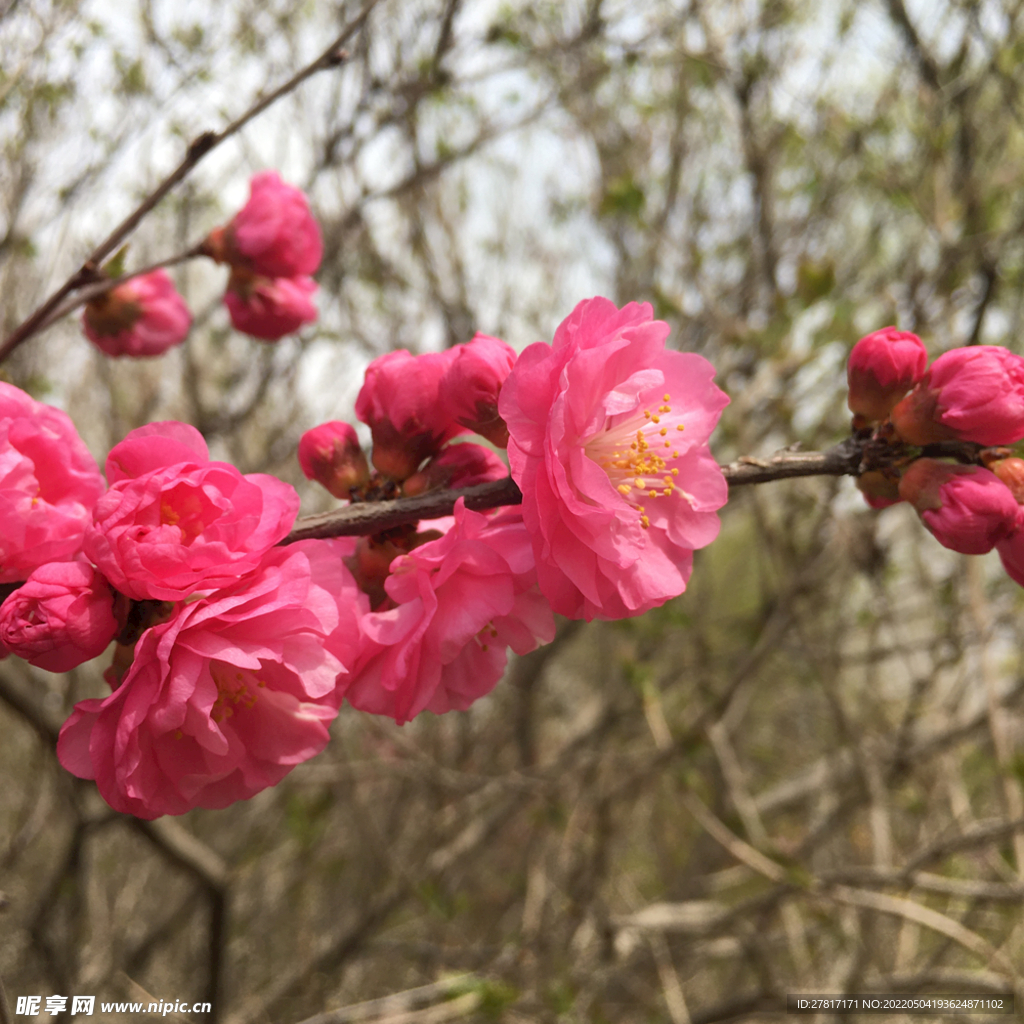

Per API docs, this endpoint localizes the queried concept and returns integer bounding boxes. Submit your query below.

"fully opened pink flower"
[84,422,300,600]
[0,383,105,583]
[209,170,322,278]
[82,270,191,358]
[298,421,370,499]
[898,458,1020,555]
[499,297,729,621]
[356,349,465,480]
[846,327,927,422]
[438,333,517,446]
[891,346,1024,446]
[57,540,366,818]
[343,501,555,724]
[0,561,120,672]
[224,269,317,341]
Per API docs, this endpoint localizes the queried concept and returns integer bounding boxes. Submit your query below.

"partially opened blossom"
[402,443,508,496]
[898,458,1019,555]
[84,422,299,600]
[0,383,105,582]
[57,541,366,818]
[205,170,322,278]
[499,297,729,621]
[438,333,517,446]
[846,327,927,422]
[356,349,465,479]
[891,345,1024,446]
[298,421,370,499]
[224,268,317,340]
[82,270,191,358]
[0,561,120,672]
[343,501,555,724]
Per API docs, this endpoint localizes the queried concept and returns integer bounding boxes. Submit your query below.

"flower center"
[475,623,499,652]
[210,661,265,723]
[160,485,211,543]
[586,393,687,529]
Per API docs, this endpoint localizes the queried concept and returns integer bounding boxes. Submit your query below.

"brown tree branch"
[0,0,381,363]
[282,436,983,543]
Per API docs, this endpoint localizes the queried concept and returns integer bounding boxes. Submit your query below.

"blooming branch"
[282,436,988,544]
[0,0,379,361]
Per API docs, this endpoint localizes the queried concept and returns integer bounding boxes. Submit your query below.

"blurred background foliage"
[2,0,1024,1022]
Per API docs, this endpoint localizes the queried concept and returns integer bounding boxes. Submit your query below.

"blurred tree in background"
[2,0,1024,1021]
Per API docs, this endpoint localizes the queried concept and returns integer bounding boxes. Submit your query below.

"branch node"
[187,131,218,161]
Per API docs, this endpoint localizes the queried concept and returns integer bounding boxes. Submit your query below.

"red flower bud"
[891,346,1024,446]
[355,349,465,480]
[298,422,370,498]
[439,333,517,446]
[846,328,927,422]
[898,458,1020,554]
[856,470,902,509]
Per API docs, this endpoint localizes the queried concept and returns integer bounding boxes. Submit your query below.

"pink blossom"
[343,501,555,724]
[211,171,322,278]
[0,383,105,583]
[891,345,1024,446]
[498,297,729,621]
[84,422,300,601]
[82,270,191,358]
[438,333,517,446]
[402,443,508,496]
[57,540,366,818]
[298,421,370,499]
[355,349,465,480]
[898,458,1020,554]
[0,561,120,672]
[224,269,318,340]
[846,327,927,422]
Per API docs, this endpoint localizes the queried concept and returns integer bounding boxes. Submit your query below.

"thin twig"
[824,884,1022,983]
[0,0,380,362]
[34,244,204,335]
[283,476,524,542]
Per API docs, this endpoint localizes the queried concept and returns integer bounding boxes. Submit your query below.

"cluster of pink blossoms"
[80,171,321,358]
[0,297,729,818]
[847,329,1024,584]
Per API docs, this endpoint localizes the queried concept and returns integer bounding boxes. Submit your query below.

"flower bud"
[438,334,517,446]
[204,171,322,278]
[988,456,1024,504]
[298,422,370,498]
[898,458,1020,554]
[346,535,407,609]
[846,327,927,422]
[402,443,508,496]
[856,470,902,509]
[355,349,464,480]
[224,267,317,340]
[0,561,119,672]
[82,270,191,358]
[891,346,1024,446]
